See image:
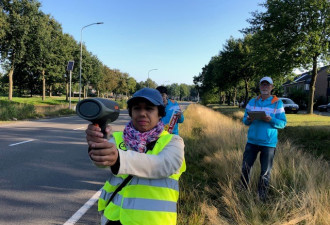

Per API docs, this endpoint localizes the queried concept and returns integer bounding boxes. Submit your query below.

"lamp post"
[79,22,104,101]
[147,69,158,88]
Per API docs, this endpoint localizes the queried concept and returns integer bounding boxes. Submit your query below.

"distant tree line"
[0,0,198,101]
[194,0,329,114]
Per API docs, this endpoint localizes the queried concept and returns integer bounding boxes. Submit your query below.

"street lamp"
[147,69,158,87]
[79,22,104,101]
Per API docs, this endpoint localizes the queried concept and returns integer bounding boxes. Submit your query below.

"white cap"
[260,77,273,84]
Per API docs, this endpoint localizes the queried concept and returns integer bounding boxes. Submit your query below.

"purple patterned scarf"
[123,121,164,153]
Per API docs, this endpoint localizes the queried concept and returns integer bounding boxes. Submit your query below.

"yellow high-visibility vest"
[98,130,186,225]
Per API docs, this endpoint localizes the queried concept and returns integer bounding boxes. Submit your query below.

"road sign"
[67,60,74,71]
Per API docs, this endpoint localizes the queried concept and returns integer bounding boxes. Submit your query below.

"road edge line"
[63,189,101,225]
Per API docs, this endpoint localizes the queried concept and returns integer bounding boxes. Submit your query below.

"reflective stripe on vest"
[123,197,177,212]
[98,175,128,211]
[99,130,185,225]
[129,177,179,191]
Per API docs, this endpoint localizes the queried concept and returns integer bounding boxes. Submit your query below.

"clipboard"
[247,111,266,120]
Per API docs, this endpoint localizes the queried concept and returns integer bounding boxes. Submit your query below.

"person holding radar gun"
[77,88,186,225]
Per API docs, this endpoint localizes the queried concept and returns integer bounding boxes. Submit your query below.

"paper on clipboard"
[247,111,266,120]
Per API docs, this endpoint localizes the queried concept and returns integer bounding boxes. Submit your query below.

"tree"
[43,17,68,98]
[168,83,180,100]
[83,52,101,98]
[0,0,41,100]
[194,35,258,106]
[127,77,137,96]
[0,3,8,41]
[189,85,199,101]
[217,36,258,106]
[179,84,189,101]
[246,0,330,114]
[99,66,120,97]
[60,34,79,100]
[136,81,146,90]
[26,12,58,100]
[115,72,129,96]
[193,57,221,104]
[146,78,157,88]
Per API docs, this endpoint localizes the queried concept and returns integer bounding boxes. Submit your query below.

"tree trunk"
[244,78,249,108]
[227,91,231,106]
[8,66,14,101]
[219,91,222,104]
[66,82,69,101]
[307,56,318,114]
[49,85,52,97]
[42,70,46,101]
[222,93,226,104]
[233,88,237,106]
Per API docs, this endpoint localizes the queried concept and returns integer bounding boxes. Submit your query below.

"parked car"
[278,97,299,113]
[317,103,330,112]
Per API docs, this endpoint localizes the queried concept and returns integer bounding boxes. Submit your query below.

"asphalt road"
[0,110,130,225]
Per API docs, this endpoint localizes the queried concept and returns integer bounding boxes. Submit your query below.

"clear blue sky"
[40,0,264,85]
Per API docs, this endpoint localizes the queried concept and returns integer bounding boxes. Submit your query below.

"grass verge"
[0,96,127,122]
[0,97,76,121]
[0,96,79,105]
[178,104,330,225]
[209,105,330,160]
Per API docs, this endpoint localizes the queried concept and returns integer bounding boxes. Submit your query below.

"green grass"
[0,96,77,121]
[178,104,330,225]
[0,96,127,122]
[208,104,330,160]
[0,100,38,120]
[285,114,330,127]
[0,96,79,105]
[281,114,330,160]
[208,104,245,121]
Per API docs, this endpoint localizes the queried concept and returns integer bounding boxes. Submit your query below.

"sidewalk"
[298,110,330,116]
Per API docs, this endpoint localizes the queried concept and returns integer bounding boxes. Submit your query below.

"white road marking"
[63,189,101,225]
[9,139,34,146]
[74,127,85,130]
[0,124,16,127]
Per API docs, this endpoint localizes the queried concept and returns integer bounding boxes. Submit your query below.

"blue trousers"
[241,143,276,198]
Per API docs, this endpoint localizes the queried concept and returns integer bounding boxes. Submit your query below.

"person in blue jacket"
[241,76,287,201]
[156,86,184,135]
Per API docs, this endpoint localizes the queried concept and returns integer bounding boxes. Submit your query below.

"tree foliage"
[0,0,41,100]
[246,0,330,113]
[179,83,189,101]
[194,35,259,106]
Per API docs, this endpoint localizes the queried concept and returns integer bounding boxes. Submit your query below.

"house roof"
[283,65,329,86]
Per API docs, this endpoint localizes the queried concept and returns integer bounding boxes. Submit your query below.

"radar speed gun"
[76,98,120,138]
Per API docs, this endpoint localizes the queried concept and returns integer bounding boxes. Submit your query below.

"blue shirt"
[243,95,287,147]
[161,99,185,135]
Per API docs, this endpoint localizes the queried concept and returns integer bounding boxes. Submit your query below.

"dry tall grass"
[178,104,330,225]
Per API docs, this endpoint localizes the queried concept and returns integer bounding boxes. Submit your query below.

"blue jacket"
[243,95,287,147]
[161,99,184,135]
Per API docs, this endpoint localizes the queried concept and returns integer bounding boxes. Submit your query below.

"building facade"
[283,65,330,103]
